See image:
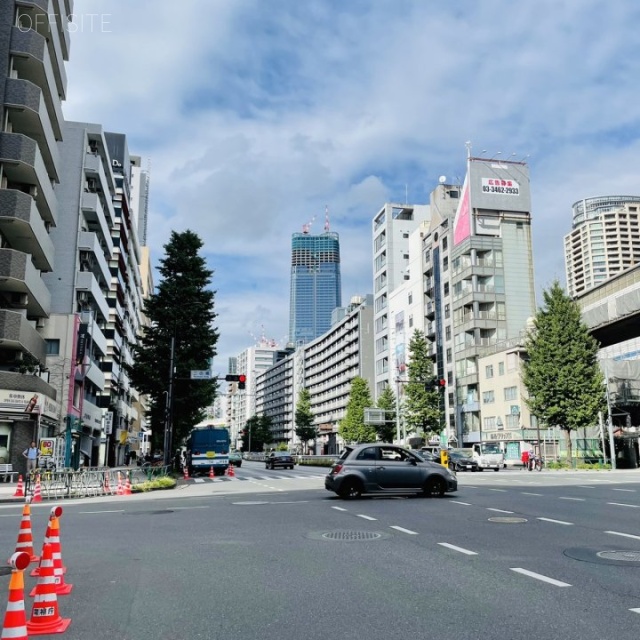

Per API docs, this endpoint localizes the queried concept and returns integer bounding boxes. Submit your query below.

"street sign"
[104,412,113,435]
[190,370,212,379]
[364,408,386,425]
[440,432,448,448]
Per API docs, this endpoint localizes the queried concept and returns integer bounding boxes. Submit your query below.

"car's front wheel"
[338,478,363,500]
[423,476,446,497]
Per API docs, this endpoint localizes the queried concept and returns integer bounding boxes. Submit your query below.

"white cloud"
[62,0,640,366]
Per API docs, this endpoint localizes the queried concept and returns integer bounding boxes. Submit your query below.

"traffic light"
[437,379,446,391]
[225,373,247,390]
[425,379,447,391]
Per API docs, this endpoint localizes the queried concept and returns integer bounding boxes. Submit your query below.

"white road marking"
[606,530,640,541]
[390,525,419,535]
[171,506,209,510]
[607,502,640,508]
[521,492,543,496]
[438,542,477,556]
[510,568,571,587]
[537,517,573,526]
[577,485,595,489]
[193,478,205,483]
[487,508,514,514]
[559,497,585,501]
[450,501,472,506]
[331,506,348,512]
[357,514,377,521]
[232,501,269,505]
[489,488,507,492]
[630,608,640,615]
[612,488,636,493]
[78,509,125,514]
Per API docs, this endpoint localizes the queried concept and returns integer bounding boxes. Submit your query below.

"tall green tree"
[295,388,317,452]
[403,329,442,438]
[376,385,397,442]
[339,377,377,443]
[522,280,605,461]
[130,230,219,453]
[241,415,273,452]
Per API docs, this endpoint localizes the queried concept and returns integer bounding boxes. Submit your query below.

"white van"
[467,443,505,471]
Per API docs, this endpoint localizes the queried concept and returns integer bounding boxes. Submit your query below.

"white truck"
[468,443,505,471]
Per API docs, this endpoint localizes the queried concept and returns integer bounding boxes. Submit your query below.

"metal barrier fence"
[23,465,169,500]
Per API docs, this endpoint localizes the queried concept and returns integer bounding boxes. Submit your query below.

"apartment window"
[442,237,448,250]
[444,304,450,319]
[409,315,414,328]
[482,391,495,404]
[483,416,496,429]
[403,232,409,239]
[445,326,451,340]
[45,340,60,355]
[506,414,519,428]
[444,282,449,296]
[485,364,494,378]
[446,348,452,363]
[498,361,505,376]
[443,256,449,272]
[504,386,518,401]
[408,292,413,305]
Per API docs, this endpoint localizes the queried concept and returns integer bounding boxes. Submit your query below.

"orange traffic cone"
[13,475,24,498]
[9,502,39,564]
[103,472,112,495]
[31,474,42,503]
[209,466,214,478]
[183,465,189,480]
[124,472,132,495]
[31,506,63,577]
[26,543,71,635]
[227,464,235,478]
[31,514,71,596]
[1,552,30,640]
[116,471,124,495]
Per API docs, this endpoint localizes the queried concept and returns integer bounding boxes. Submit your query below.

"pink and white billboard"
[453,174,470,245]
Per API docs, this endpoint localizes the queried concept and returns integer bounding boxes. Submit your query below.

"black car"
[447,449,479,472]
[325,443,458,499]
[265,451,295,470]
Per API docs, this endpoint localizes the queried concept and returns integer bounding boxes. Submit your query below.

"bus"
[186,426,230,477]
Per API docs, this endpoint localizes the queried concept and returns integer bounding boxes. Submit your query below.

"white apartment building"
[372,203,430,398]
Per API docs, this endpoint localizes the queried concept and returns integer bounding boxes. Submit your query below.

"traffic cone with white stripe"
[183,465,189,480]
[31,513,71,596]
[116,471,124,495]
[26,543,71,635]
[31,506,62,577]
[124,471,132,495]
[13,475,24,498]
[209,466,214,478]
[31,474,42,503]
[227,463,235,478]
[0,552,30,640]
[9,501,39,564]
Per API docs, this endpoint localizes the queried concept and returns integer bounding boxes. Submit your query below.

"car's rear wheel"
[423,476,446,497]
[339,478,363,500]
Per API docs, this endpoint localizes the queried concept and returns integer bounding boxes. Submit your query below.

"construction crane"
[324,205,330,232]
[302,214,316,234]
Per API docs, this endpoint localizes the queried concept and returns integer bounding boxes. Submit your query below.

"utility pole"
[163,335,176,467]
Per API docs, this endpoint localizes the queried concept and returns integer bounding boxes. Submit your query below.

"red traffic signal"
[438,379,446,388]
[238,374,246,390]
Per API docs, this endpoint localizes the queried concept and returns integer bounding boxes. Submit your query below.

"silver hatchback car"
[325,443,458,499]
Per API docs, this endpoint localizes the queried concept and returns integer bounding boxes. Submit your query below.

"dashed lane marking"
[606,531,640,541]
[521,492,543,496]
[331,506,348,512]
[357,514,377,521]
[607,502,640,508]
[487,508,514,514]
[559,497,585,501]
[390,525,419,535]
[537,517,573,526]
[450,501,472,506]
[510,568,571,587]
[438,542,477,555]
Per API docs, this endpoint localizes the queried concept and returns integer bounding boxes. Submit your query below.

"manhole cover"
[597,550,640,563]
[323,531,383,541]
[488,517,528,524]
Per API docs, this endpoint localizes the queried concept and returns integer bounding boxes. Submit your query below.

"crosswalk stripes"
[188,474,325,484]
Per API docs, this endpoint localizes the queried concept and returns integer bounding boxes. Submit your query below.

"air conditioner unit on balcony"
[10,292,28,307]
[87,178,97,192]
[78,292,89,304]
[36,317,46,329]
[88,140,98,154]
[29,185,38,198]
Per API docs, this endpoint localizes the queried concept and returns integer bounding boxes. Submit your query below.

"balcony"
[0,132,56,224]
[83,360,105,390]
[0,308,46,361]
[78,231,111,286]
[84,152,116,199]
[0,189,53,271]
[75,271,110,323]
[81,192,115,253]
[0,248,50,317]
[10,26,64,136]
[86,320,107,358]
[4,77,60,177]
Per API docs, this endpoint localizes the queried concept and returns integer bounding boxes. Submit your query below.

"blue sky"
[63,0,640,371]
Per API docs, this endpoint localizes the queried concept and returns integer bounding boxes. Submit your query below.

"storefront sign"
[481,178,520,196]
[487,430,522,441]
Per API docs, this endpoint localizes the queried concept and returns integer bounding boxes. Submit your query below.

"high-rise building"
[564,196,640,298]
[289,224,341,346]
[0,3,71,469]
[371,203,430,397]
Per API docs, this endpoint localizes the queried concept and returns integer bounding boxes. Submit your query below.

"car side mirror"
[408,459,417,466]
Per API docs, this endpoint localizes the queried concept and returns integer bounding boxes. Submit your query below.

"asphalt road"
[1,465,639,640]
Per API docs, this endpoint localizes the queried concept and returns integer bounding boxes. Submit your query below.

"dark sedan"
[448,449,479,472]
[265,451,295,470]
